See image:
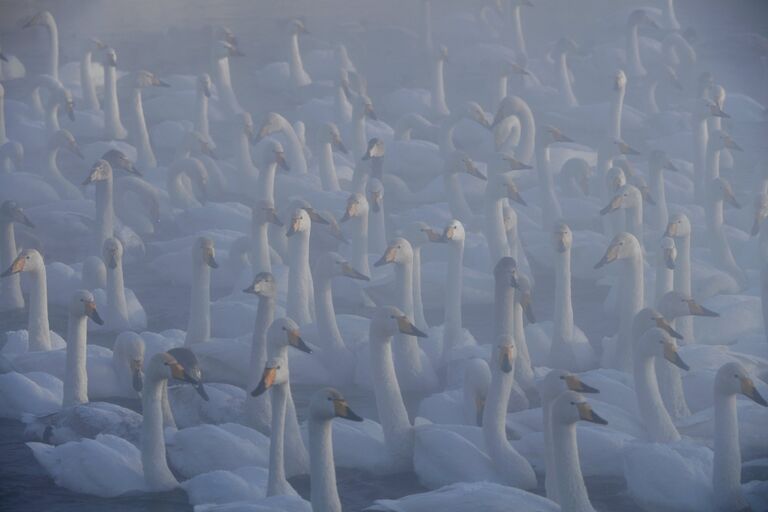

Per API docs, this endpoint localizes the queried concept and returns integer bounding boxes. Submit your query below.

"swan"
[102,47,128,140]
[318,122,347,191]
[416,358,490,426]
[0,200,34,311]
[28,348,208,497]
[374,238,439,391]
[185,237,218,346]
[96,237,146,331]
[483,169,528,267]
[595,232,644,371]
[44,129,85,200]
[287,20,312,88]
[255,137,289,204]
[647,149,678,232]
[286,208,314,326]
[507,0,532,60]
[340,192,371,278]
[706,177,747,287]
[167,133,212,209]
[21,11,59,117]
[79,38,106,112]
[535,125,573,229]
[655,237,677,305]
[443,150,487,224]
[492,95,535,164]
[210,40,244,116]
[367,178,387,256]
[129,70,170,169]
[257,113,308,175]
[1,249,54,352]
[600,184,645,245]
[548,222,597,372]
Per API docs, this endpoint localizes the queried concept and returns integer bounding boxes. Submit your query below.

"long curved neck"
[495,75,508,110]
[267,382,290,496]
[107,262,129,327]
[626,204,643,242]
[237,133,256,180]
[444,174,473,223]
[673,234,691,294]
[553,248,574,345]
[314,273,345,352]
[257,162,277,203]
[395,260,414,317]
[655,257,674,306]
[351,216,370,276]
[536,143,562,228]
[664,0,679,28]
[104,66,125,138]
[319,143,340,191]
[0,221,24,310]
[336,84,352,124]
[645,80,660,114]
[354,113,368,162]
[513,294,534,388]
[63,313,88,406]
[251,222,272,274]
[494,281,515,340]
[552,421,595,512]
[289,33,310,88]
[278,118,308,174]
[616,253,644,371]
[633,354,680,442]
[557,53,578,107]
[485,193,510,265]
[443,240,464,357]
[45,100,60,135]
[142,376,178,489]
[43,18,59,80]
[432,58,449,116]
[370,333,414,464]
[0,92,6,143]
[95,178,114,255]
[132,88,156,169]
[212,56,241,115]
[287,231,313,325]
[510,5,527,58]
[81,51,99,111]
[713,391,743,508]
[369,203,387,257]
[649,166,668,231]
[705,144,721,182]
[516,103,535,165]
[185,259,211,344]
[610,87,625,140]
[626,23,645,77]
[693,117,708,204]
[28,265,52,351]
[309,416,342,512]
[411,247,427,330]
[244,295,274,430]
[195,90,210,141]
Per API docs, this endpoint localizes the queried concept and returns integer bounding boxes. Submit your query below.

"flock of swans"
[0,1,767,511]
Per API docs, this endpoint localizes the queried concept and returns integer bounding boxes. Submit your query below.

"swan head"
[397,221,438,247]
[716,362,767,406]
[543,125,574,145]
[709,129,742,152]
[256,137,288,171]
[340,193,369,223]
[1,249,43,277]
[113,332,145,392]
[559,158,592,196]
[243,271,277,297]
[374,237,413,267]
[649,150,678,173]
[103,47,118,68]
[317,252,370,281]
[135,70,170,88]
[709,177,741,208]
[286,208,312,237]
[600,184,643,215]
[102,238,123,270]
[539,370,599,403]
[659,236,677,270]
[664,213,691,238]
[354,96,377,121]
[286,199,329,225]
[628,9,659,30]
[21,11,54,29]
[370,306,427,339]
[367,178,384,213]
[250,357,286,397]
[552,391,608,426]
[430,219,465,244]
[252,200,283,227]
[516,273,535,324]
[613,70,627,92]
[752,193,768,237]
[194,237,218,269]
[636,327,689,370]
[362,138,384,160]
[198,74,212,98]
[494,337,517,374]
[500,153,533,172]
[493,256,519,289]
[446,151,486,180]
[322,123,348,154]
[0,201,35,228]
[1,140,24,169]
[658,291,719,319]
[633,307,683,341]
[69,289,104,326]
[604,166,626,193]
[291,19,308,35]
[51,129,84,159]
[614,139,641,157]
[157,348,208,400]
[552,37,578,56]
[552,222,572,253]
[594,232,641,269]
[212,40,243,59]
[82,159,113,186]
[101,149,141,176]
[465,102,492,130]
[256,113,286,141]
[310,388,363,422]
[268,317,312,353]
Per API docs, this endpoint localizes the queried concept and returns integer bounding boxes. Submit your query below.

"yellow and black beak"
[499,345,514,374]
[131,359,144,392]
[436,225,455,243]
[723,187,741,209]
[686,299,719,318]
[243,273,272,295]
[740,377,767,406]
[168,359,209,401]
[275,151,290,172]
[663,342,689,370]
[305,208,329,225]
[11,208,35,228]
[422,228,442,243]
[251,365,278,397]
[374,245,397,267]
[333,398,363,422]
[397,316,428,338]
[340,201,357,223]
[577,401,608,425]
[204,249,218,269]
[106,250,118,269]
[655,317,683,340]
[288,329,312,353]
[564,374,599,394]
[594,243,619,269]
[463,158,487,181]
[507,183,527,206]
[600,195,622,216]
[664,222,678,238]
[265,208,283,227]
[341,262,370,281]
[85,300,104,325]
[554,232,568,253]
[287,217,302,237]
[1,254,26,277]
[663,247,676,270]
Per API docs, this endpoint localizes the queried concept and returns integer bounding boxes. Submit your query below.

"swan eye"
[734,374,738,378]
[570,401,575,405]
[282,326,286,331]
[389,315,395,319]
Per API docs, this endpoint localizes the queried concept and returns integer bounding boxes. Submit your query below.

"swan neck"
[107,261,129,327]
[554,248,574,344]
[257,162,277,203]
[132,88,155,168]
[494,278,515,340]
[510,6,526,57]
[558,53,578,107]
[351,215,370,277]
[104,65,124,137]
[287,229,313,325]
[552,421,595,512]
[95,178,114,255]
[314,273,345,351]
[713,392,742,505]
[0,221,23,309]
[411,247,427,330]
[267,383,289,496]
[185,257,211,344]
[634,354,681,442]
[610,85,625,140]
[627,23,645,76]
[432,58,449,116]
[63,312,88,406]
[485,196,510,264]
[80,51,99,111]
[319,143,340,191]
[251,221,272,274]
[28,265,51,351]
[646,80,660,114]
[142,377,178,489]
[195,90,210,140]
[309,417,342,512]
[280,118,308,174]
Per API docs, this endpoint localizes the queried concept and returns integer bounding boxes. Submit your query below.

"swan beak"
[724,136,743,152]
[341,262,370,281]
[617,141,641,156]
[11,208,35,228]
[463,158,487,180]
[1,254,26,277]
[710,104,730,118]
[740,377,767,406]
[202,82,212,98]
[656,317,683,339]
[84,300,104,325]
[594,243,619,269]
[365,103,377,121]
[565,375,599,394]
[305,208,329,225]
[262,208,283,227]
[374,245,397,267]
[0,51,8,62]
[752,208,768,236]
[499,346,514,373]
[641,187,656,206]
[287,217,302,237]
[555,235,568,253]
[251,365,278,397]
[663,160,679,173]
[369,191,382,213]
[507,184,527,206]
[723,188,741,209]
[83,160,108,186]
[521,293,536,323]
[577,401,608,425]
[340,201,357,223]
[664,222,678,237]
[504,156,533,171]
[288,329,312,353]
[475,397,486,426]
[256,124,271,142]
[432,225,455,243]
[550,128,574,143]
[686,299,719,317]
[663,342,689,370]
[155,78,171,88]
[106,250,118,269]
[421,227,442,243]
[66,102,75,122]
[243,274,271,295]
[204,249,218,269]
[333,137,348,154]
[275,151,290,172]
[600,195,622,216]
[334,399,364,422]
[663,248,676,270]
[131,360,144,392]
[476,112,492,130]
[397,315,427,338]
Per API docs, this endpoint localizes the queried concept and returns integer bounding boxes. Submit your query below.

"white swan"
[185,237,218,346]
[647,149,678,232]
[102,47,127,140]
[340,192,371,278]
[706,177,748,287]
[1,249,53,351]
[318,122,347,192]
[96,237,146,331]
[600,184,645,245]
[79,38,106,112]
[0,200,34,311]
[210,40,244,116]
[44,129,85,200]
[286,208,314,326]
[257,113,308,175]
[130,70,170,169]
[367,178,387,256]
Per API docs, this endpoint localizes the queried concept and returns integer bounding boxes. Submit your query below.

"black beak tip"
[89,311,104,326]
